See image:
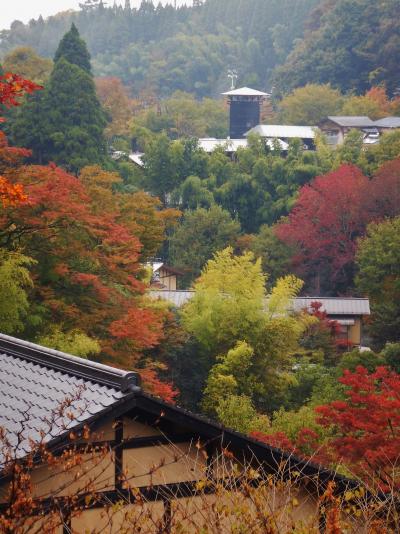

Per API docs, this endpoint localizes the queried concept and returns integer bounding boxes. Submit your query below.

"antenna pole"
[227,69,238,90]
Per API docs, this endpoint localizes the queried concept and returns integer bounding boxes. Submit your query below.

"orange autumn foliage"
[0,72,41,207]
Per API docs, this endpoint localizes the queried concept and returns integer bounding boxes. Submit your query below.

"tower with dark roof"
[222,87,269,139]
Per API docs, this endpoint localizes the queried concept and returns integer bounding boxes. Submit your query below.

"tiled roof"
[150,290,370,315]
[0,334,372,496]
[0,334,140,457]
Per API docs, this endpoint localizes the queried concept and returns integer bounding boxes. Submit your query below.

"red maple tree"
[275,163,400,293]
[0,72,41,206]
[316,366,400,491]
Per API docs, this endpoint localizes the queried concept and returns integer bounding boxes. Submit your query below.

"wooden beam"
[114,418,123,491]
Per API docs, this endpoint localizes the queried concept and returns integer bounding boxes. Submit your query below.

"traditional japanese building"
[318,116,379,145]
[0,333,380,532]
[150,292,370,348]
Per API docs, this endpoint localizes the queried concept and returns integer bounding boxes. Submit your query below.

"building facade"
[0,333,380,532]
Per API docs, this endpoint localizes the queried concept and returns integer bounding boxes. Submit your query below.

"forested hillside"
[274,0,400,95]
[0,0,319,97]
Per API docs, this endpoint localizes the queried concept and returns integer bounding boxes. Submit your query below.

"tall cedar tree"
[11,26,107,173]
[44,57,107,172]
[54,23,91,73]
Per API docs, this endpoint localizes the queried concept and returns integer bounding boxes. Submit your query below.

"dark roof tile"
[0,334,140,458]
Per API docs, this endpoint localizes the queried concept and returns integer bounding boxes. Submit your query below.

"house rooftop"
[198,137,289,153]
[150,290,371,315]
[246,124,316,139]
[293,297,370,316]
[0,332,374,496]
[221,86,270,97]
[374,116,400,128]
[325,116,376,127]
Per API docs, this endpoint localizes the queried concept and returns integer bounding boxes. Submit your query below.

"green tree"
[37,327,101,358]
[274,0,400,95]
[341,93,385,120]
[278,84,343,125]
[0,251,34,334]
[134,91,228,139]
[381,343,400,374]
[2,46,52,84]
[356,216,400,348]
[168,206,241,287]
[365,130,400,173]
[11,27,107,172]
[249,225,292,287]
[183,248,310,413]
[216,394,269,434]
[141,134,186,205]
[44,58,107,172]
[54,23,91,73]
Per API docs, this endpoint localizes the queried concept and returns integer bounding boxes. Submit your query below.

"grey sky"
[0,1,190,31]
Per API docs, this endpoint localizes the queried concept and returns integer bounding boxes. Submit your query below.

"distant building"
[293,297,370,347]
[149,262,182,290]
[198,137,288,155]
[245,124,316,150]
[221,86,270,139]
[374,116,400,132]
[150,291,370,347]
[318,116,379,145]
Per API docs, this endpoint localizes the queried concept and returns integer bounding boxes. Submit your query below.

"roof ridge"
[0,333,140,393]
[295,297,368,300]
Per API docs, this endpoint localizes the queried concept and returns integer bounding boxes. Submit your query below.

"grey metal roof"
[326,116,376,127]
[0,334,139,457]
[246,124,316,139]
[221,86,269,97]
[374,116,400,128]
[292,297,370,316]
[150,291,370,316]
[198,138,248,153]
[198,137,289,153]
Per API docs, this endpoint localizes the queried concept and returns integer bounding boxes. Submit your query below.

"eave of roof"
[0,333,140,392]
[221,86,270,97]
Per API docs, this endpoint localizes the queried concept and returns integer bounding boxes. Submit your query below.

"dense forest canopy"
[0,0,319,97]
[274,0,400,96]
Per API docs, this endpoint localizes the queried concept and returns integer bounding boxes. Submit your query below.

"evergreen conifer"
[54,23,91,73]
[12,26,108,173]
[44,58,107,172]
